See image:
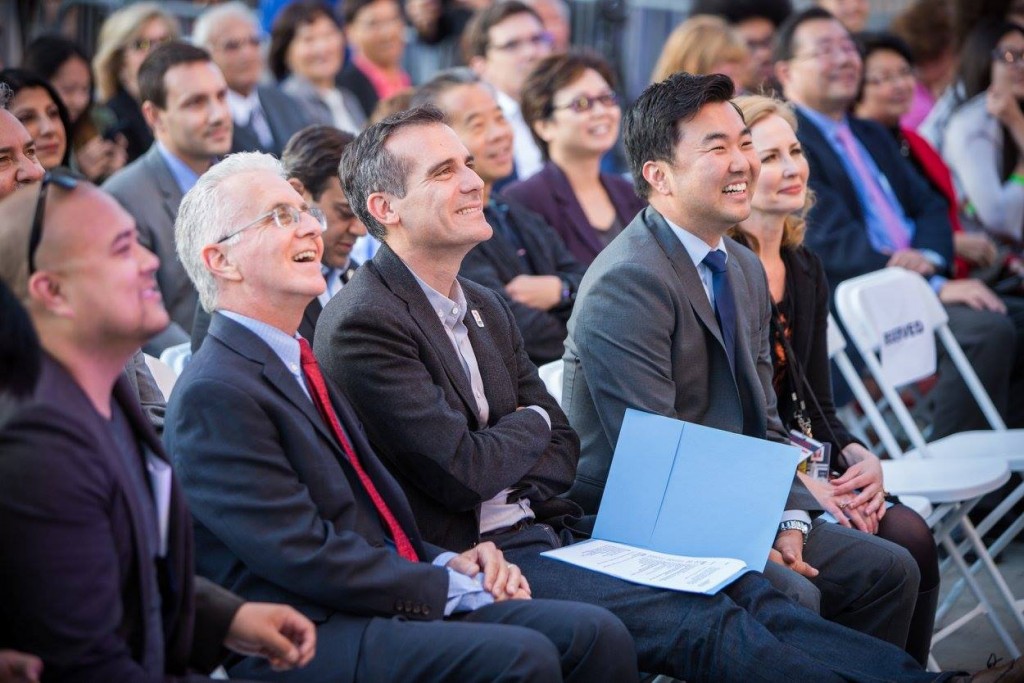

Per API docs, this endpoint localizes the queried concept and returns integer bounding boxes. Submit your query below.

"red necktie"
[298,338,418,561]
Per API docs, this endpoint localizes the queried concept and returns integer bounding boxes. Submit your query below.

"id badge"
[789,429,832,482]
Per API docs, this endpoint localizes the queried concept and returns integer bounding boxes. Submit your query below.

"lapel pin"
[471,310,485,328]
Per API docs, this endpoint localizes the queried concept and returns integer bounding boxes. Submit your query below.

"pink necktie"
[833,123,911,251]
[298,338,418,562]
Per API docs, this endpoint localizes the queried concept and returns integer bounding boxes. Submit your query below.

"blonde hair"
[728,94,811,250]
[93,2,181,101]
[651,15,750,84]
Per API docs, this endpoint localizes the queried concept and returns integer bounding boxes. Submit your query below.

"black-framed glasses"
[551,92,619,114]
[992,48,1024,66]
[216,204,327,244]
[28,168,81,276]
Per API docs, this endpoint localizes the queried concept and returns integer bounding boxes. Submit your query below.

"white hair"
[191,1,259,50]
[175,152,286,312]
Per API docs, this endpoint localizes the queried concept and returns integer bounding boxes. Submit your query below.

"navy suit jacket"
[230,84,316,157]
[0,355,241,682]
[795,109,954,289]
[315,245,580,552]
[460,194,587,364]
[503,161,647,266]
[165,314,450,678]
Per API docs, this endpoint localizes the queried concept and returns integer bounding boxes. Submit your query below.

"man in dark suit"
[774,7,1024,437]
[103,42,232,354]
[412,68,586,365]
[0,174,315,680]
[313,105,974,682]
[563,71,920,648]
[165,150,638,683]
[190,125,365,351]
[193,2,315,157]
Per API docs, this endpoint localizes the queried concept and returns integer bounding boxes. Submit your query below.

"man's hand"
[769,531,819,578]
[939,278,1007,312]
[887,250,935,276]
[0,650,42,683]
[954,232,999,267]
[505,275,563,311]
[224,603,317,671]
[448,541,531,601]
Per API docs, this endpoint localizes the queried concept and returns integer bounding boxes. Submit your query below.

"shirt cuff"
[442,568,495,616]
[780,510,813,525]
[920,249,947,270]
[525,405,551,429]
[928,275,948,294]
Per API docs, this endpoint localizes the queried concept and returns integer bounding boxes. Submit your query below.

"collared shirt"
[155,141,202,195]
[318,260,353,308]
[219,309,492,614]
[319,87,360,134]
[351,235,381,264]
[353,53,411,101]
[227,88,274,148]
[411,273,543,533]
[664,216,728,308]
[495,88,544,181]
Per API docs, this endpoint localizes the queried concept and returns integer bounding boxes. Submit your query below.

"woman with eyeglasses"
[727,94,939,666]
[941,18,1024,243]
[504,52,646,266]
[0,70,71,171]
[22,36,128,182]
[268,1,367,135]
[92,2,180,163]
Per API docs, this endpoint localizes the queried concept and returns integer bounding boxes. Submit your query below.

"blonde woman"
[729,94,939,666]
[651,14,751,91]
[93,2,180,161]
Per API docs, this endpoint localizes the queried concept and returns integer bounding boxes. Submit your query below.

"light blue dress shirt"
[218,309,492,614]
[155,141,201,195]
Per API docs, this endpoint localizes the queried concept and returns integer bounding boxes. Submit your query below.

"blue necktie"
[702,250,737,375]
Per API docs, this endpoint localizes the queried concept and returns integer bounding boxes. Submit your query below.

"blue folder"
[593,409,805,573]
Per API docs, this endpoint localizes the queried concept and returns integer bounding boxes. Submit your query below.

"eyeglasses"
[793,39,859,61]
[992,48,1024,66]
[216,204,327,244]
[28,168,82,276]
[489,32,553,53]
[218,35,262,52]
[551,92,619,114]
[128,35,173,53]
[863,67,914,87]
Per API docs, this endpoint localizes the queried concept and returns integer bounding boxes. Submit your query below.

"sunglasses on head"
[28,168,82,276]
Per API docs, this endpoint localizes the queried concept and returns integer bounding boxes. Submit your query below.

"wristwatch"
[778,519,811,545]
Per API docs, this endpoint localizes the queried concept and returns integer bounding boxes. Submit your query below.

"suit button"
[422,605,431,616]
[412,604,422,615]
[394,599,404,612]
[404,600,413,612]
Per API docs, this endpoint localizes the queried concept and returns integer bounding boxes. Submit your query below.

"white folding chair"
[537,360,564,407]
[159,341,192,377]
[144,353,179,401]
[832,269,1024,656]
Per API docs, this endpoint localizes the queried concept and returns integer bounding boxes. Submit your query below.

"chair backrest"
[144,353,178,400]
[537,360,564,407]
[834,268,1006,455]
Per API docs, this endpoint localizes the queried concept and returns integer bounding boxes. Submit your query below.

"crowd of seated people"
[2,0,1024,681]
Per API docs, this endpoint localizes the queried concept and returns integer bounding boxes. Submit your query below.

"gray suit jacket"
[102,145,193,352]
[280,74,367,133]
[230,84,315,157]
[563,207,816,515]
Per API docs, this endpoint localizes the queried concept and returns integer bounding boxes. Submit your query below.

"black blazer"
[165,314,449,678]
[105,88,154,163]
[774,246,857,456]
[460,193,587,364]
[503,161,647,266]
[315,244,580,552]
[795,110,954,289]
[0,355,241,681]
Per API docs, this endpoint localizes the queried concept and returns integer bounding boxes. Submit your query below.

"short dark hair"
[690,0,793,28]
[0,69,73,166]
[958,18,1024,102]
[269,1,340,81]
[772,6,838,63]
[342,0,399,25]
[853,32,915,104]
[137,41,212,109]
[461,1,543,63]
[411,67,484,114]
[889,0,954,65]
[623,72,736,198]
[520,51,617,157]
[282,125,355,200]
[341,105,446,240]
[22,35,91,85]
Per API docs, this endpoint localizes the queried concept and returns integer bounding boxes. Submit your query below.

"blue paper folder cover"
[593,409,804,578]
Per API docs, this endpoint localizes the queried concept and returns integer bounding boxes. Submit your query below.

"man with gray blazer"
[193,2,314,157]
[563,72,920,650]
[103,42,232,354]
